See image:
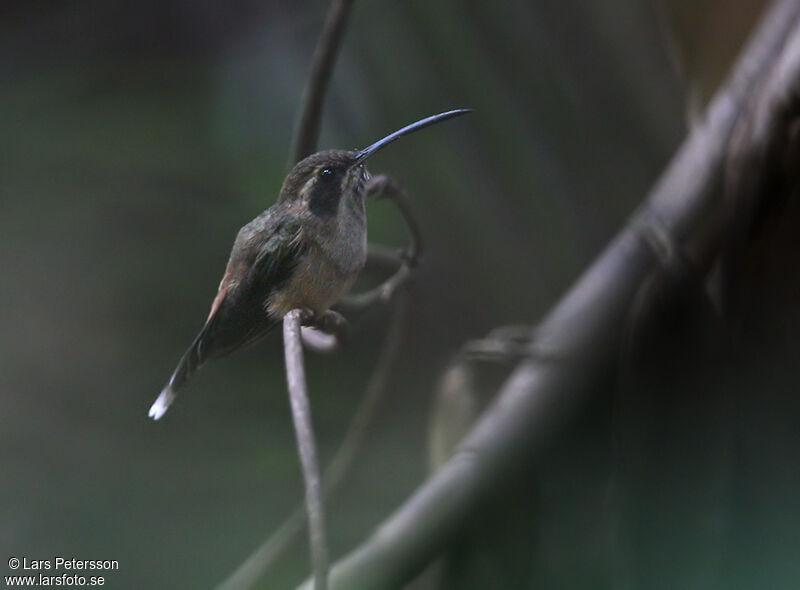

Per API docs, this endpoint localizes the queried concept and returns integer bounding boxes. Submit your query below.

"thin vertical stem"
[283,309,329,590]
[215,294,410,589]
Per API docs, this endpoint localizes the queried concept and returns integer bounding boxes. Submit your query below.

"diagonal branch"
[297,1,800,588]
[289,0,356,166]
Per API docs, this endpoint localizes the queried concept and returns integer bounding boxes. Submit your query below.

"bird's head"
[277,109,471,220]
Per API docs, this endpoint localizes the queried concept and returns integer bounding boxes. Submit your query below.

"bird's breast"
[266,243,362,319]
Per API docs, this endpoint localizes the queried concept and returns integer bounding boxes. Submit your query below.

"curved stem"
[289,0,356,166]
[339,176,422,312]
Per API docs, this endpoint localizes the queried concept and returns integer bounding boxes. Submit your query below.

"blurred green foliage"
[19,1,798,588]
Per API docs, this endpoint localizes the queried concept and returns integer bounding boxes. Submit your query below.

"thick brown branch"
[297,1,800,588]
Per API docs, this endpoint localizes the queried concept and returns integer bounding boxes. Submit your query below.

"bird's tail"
[149,330,206,420]
[148,384,177,420]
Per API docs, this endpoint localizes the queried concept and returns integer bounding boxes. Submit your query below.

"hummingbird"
[149,108,470,419]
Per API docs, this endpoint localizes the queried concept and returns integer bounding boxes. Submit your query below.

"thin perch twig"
[289,0,356,166]
[296,1,800,588]
[283,309,329,590]
[301,327,340,352]
[218,1,355,586]
[216,292,411,590]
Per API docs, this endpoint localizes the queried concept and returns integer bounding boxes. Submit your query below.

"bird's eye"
[319,167,336,180]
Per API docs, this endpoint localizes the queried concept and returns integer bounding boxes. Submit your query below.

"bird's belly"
[266,251,357,318]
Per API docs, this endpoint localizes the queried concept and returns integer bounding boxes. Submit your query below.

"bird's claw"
[313,310,351,342]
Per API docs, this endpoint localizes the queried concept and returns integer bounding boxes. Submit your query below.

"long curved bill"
[354,108,471,165]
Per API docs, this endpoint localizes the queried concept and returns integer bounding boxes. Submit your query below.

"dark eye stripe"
[309,168,342,217]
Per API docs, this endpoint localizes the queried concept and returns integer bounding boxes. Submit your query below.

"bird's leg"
[296,306,315,323]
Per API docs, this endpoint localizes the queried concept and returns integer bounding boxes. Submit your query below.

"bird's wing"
[248,218,305,290]
[198,215,305,358]
[170,215,304,383]
[151,212,305,419]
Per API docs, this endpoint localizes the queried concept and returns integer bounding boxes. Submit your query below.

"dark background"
[5,1,792,589]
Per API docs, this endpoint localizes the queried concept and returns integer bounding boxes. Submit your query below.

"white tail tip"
[148,387,176,420]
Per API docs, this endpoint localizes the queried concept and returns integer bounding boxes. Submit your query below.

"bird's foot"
[299,309,350,353]
[312,309,351,341]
